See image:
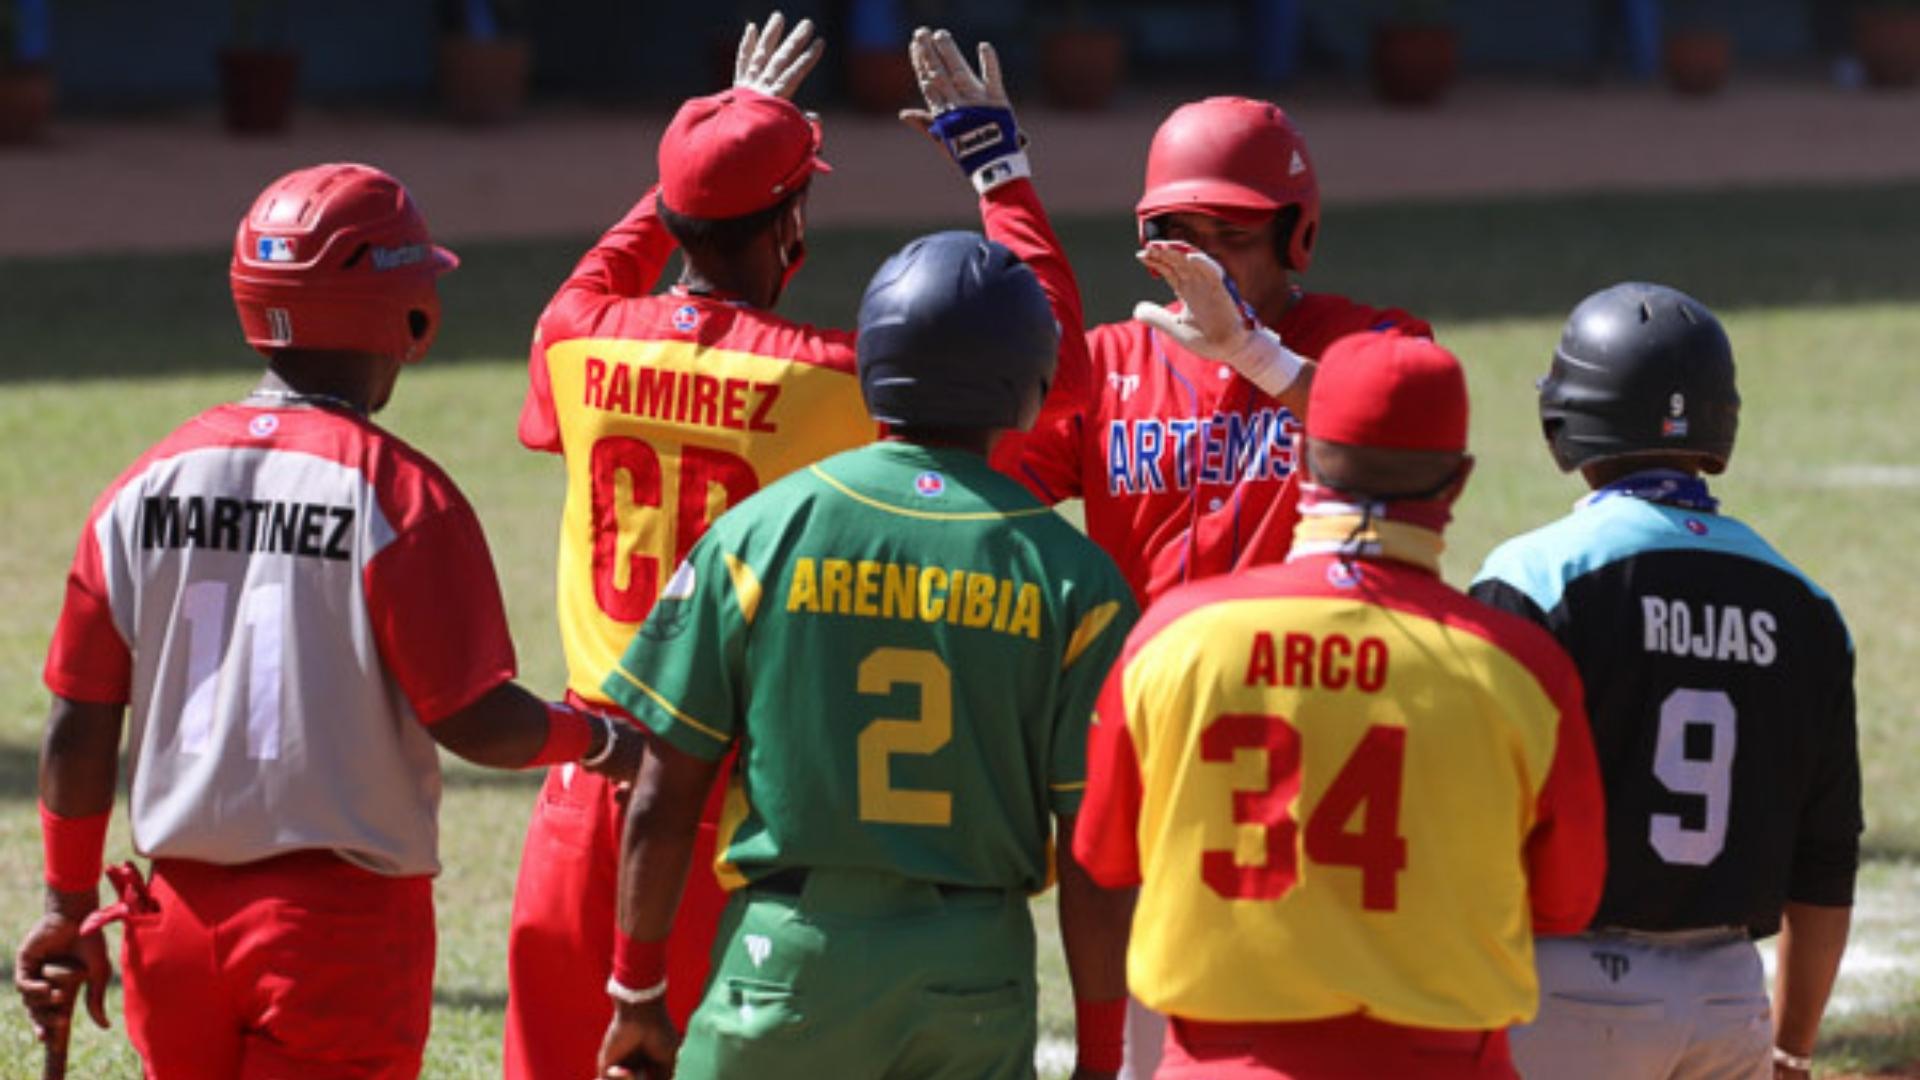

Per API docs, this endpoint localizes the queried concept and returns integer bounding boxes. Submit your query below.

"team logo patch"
[1684,517,1709,536]
[256,236,296,262]
[1663,391,1689,437]
[248,413,279,438]
[671,304,701,332]
[745,934,773,969]
[913,471,946,498]
[641,561,698,641]
[1289,149,1307,176]
[1326,560,1364,589]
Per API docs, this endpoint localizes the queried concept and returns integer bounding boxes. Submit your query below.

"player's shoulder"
[539,293,860,377]
[1287,292,1432,354]
[1086,318,1152,369]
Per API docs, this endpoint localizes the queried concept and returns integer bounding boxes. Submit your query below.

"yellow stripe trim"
[606,667,730,745]
[1062,600,1124,670]
[724,552,763,627]
[809,464,1056,522]
[1050,780,1087,792]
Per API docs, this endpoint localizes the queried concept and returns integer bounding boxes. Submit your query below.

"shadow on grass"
[433,986,508,1011]
[0,740,40,803]
[1822,1017,1920,1077]
[7,182,1920,385]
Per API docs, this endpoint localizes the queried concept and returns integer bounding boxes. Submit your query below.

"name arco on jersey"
[581,355,780,434]
[1641,596,1777,666]
[140,495,353,561]
[1105,408,1299,495]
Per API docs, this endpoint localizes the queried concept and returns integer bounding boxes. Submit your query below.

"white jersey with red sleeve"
[1015,293,1430,604]
[43,401,517,876]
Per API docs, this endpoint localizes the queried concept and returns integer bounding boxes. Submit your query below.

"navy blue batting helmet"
[1540,282,1740,473]
[856,231,1059,432]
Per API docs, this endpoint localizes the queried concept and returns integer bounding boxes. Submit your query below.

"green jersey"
[604,441,1136,893]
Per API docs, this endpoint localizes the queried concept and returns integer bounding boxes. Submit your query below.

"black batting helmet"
[856,231,1059,432]
[1539,282,1740,473]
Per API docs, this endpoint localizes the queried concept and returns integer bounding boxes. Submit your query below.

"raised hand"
[898,28,1030,194]
[734,11,824,100]
[1133,241,1306,397]
[899,27,1011,134]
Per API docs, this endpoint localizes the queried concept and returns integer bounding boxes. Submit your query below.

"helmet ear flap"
[1272,205,1306,272]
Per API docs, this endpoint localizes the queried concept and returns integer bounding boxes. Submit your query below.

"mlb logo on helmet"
[671,304,701,333]
[257,236,296,263]
[914,471,946,498]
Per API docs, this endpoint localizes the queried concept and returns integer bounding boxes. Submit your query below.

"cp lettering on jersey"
[1105,409,1299,495]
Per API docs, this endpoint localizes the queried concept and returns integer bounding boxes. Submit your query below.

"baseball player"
[1076,331,1609,1079]
[1013,96,1433,608]
[11,162,642,1078]
[503,16,1097,1078]
[593,230,1137,1080]
[1469,283,1861,1080]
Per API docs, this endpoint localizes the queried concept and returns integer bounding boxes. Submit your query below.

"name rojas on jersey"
[1641,596,1777,666]
[1104,406,1300,495]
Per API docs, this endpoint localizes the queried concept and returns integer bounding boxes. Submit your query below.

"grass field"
[2,182,1917,1077]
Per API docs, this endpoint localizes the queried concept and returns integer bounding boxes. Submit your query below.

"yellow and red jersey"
[520,182,1091,704]
[1014,295,1429,606]
[1075,523,1605,1030]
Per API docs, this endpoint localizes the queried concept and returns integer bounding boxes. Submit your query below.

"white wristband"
[1771,1047,1813,1072]
[606,975,668,1005]
[1226,326,1308,397]
[972,151,1032,195]
[579,711,618,769]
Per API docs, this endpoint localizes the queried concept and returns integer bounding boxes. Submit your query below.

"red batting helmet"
[1135,97,1320,273]
[231,163,458,363]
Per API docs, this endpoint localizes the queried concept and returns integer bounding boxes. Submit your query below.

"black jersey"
[1470,487,1860,937]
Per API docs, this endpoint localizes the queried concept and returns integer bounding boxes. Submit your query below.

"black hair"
[658,187,807,262]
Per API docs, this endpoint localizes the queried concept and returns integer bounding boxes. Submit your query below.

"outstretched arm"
[596,734,723,1078]
[1056,814,1134,1080]
[15,696,123,1051]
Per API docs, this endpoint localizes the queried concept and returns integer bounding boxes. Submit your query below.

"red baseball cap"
[658,89,831,220]
[1307,331,1469,453]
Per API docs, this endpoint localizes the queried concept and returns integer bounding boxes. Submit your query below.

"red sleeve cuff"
[1075,997,1127,1072]
[41,801,110,894]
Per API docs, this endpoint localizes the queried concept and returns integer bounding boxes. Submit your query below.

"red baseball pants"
[1158,1013,1518,1080]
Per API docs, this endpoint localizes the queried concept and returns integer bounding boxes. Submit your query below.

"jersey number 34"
[1202,713,1408,911]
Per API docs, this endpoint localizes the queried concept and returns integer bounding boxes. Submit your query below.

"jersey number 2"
[1201,713,1408,910]
[856,648,953,827]
[590,437,757,621]
[1650,687,1736,866]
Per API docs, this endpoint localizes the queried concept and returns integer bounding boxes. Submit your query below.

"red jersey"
[1074,514,1606,1028]
[519,181,1091,703]
[44,402,516,875]
[1016,293,1430,604]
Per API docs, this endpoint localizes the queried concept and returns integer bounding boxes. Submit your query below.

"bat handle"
[43,1025,70,1080]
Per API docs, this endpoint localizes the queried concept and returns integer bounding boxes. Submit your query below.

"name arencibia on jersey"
[1641,596,1778,666]
[140,495,354,561]
[1105,408,1300,495]
[582,356,781,434]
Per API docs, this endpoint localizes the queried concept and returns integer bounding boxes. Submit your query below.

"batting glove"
[733,11,824,100]
[1133,241,1306,396]
[899,28,1032,194]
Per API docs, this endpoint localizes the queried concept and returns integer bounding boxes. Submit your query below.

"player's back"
[700,441,1132,893]
[1112,554,1582,1030]
[1472,494,1858,934]
[58,402,497,876]
[526,292,873,703]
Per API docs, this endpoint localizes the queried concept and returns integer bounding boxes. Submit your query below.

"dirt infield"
[2,76,1918,259]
